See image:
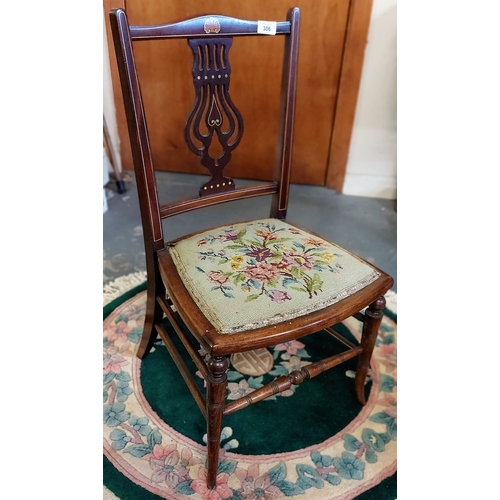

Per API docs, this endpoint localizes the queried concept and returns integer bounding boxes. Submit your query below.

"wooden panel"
[104,0,127,170]
[112,0,350,186]
[326,0,374,192]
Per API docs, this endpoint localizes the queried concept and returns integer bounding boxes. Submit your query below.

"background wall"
[102,0,397,198]
[343,0,397,199]
[103,15,121,172]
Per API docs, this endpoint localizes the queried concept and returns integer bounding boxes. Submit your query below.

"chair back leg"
[355,296,386,405]
[137,270,165,359]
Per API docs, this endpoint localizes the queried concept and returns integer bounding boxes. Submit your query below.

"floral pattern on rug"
[195,341,312,402]
[103,291,397,499]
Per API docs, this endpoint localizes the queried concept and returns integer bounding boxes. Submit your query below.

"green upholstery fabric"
[168,219,380,333]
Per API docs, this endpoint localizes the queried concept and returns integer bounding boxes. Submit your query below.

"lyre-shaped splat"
[184,38,244,196]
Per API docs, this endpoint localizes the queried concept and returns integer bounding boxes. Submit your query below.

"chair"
[109,7,393,489]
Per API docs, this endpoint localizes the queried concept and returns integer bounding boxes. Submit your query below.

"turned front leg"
[355,296,386,405]
[206,355,228,489]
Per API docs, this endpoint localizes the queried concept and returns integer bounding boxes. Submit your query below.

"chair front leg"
[355,296,386,405]
[206,355,228,489]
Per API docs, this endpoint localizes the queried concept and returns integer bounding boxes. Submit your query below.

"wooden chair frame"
[110,7,393,489]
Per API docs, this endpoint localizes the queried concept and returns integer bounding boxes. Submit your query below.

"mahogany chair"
[110,7,393,489]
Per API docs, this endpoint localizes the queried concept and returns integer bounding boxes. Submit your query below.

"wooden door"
[105,0,373,189]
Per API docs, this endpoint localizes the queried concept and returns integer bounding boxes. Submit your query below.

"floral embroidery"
[244,263,281,283]
[169,219,380,334]
[303,237,327,247]
[230,255,245,270]
[269,290,292,303]
[195,222,345,304]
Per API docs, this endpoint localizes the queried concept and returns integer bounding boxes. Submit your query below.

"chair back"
[110,8,300,254]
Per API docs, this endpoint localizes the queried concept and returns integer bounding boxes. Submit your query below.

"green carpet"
[103,281,396,499]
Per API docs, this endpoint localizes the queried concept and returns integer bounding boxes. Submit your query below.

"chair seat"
[167,218,381,334]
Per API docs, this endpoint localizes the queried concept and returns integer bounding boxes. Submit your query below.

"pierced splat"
[184,38,244,196]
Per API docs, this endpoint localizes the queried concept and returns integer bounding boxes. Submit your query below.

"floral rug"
[103,276,397,500]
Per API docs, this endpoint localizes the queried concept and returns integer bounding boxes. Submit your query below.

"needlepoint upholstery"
[168,219,381,333]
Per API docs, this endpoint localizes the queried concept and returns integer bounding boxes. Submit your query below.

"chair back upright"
[110,8,300,261]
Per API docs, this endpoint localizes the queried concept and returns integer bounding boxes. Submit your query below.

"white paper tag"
[257,20,277,35]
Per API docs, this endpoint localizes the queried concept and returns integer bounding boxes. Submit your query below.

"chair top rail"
[128,14,291,41]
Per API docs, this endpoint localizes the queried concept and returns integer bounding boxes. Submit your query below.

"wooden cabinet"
[105,0,373,191]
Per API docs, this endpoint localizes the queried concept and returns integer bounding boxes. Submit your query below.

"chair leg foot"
[136,284,164,360]
[115,179,127,194]
[136,319,157,359]
[355,296,386,405]
[206,356,228,489]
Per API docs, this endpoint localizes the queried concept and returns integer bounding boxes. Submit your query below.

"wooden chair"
[110,7,393,489]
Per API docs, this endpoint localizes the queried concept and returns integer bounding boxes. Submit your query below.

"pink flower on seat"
[255,229,279,242]
[281,250,314,270]
[269,290,292,303]
[244,263,281,283]
[207,271,229,285]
